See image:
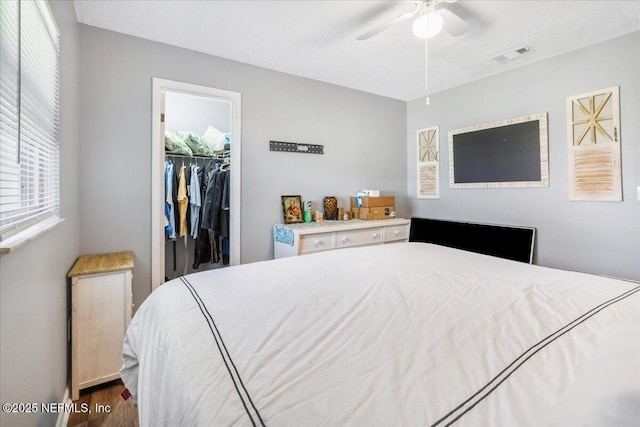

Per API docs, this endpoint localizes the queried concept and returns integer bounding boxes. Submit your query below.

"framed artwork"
[417,126,440,198]
[282,195,303,224]
[448,113,549,188]
[567,86,621,201]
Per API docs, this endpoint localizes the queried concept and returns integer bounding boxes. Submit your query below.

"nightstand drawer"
[383,224,409,242]
[336,227,383,248]
[299,233,334,253]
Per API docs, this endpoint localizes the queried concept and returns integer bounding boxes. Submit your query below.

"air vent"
[490,45,535,64]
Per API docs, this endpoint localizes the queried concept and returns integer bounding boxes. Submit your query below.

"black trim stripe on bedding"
[180,276,265,427]
[431,284,640,427]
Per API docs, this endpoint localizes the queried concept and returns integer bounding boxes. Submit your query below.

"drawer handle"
[342,237,349,244]
[372,233,378,240]
[394,230,400,236]
[314,240,322,247]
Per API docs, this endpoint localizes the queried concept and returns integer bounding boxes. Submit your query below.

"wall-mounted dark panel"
[453,120,541,183]
[448,113,549,188]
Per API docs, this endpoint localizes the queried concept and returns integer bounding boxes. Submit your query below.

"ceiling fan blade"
[356,4,422,41]
[438,8,470,37]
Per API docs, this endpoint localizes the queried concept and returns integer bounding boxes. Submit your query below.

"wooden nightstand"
[68,251,133,400]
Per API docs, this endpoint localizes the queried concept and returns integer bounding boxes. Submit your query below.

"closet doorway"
[151,78,241,291]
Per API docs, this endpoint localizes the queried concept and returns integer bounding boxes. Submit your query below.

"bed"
[121,218,639,426]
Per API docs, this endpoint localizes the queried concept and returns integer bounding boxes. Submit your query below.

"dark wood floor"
[68,380,138,427]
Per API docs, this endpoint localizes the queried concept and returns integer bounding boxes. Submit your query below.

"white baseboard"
[55,387,71,427]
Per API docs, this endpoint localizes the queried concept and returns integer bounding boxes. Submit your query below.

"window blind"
[0,0,60,240]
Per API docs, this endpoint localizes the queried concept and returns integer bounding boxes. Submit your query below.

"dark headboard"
[409,217,535,264]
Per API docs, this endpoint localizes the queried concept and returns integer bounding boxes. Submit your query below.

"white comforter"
[121,243,639,426]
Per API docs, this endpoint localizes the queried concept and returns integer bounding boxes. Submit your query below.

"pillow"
[164,130,192,156]
[177,131,213,156]
[202,126,226,153]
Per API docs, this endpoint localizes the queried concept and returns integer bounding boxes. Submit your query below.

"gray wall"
[78,25,407,310]
[407,32,640,281]
[0,1,80,426]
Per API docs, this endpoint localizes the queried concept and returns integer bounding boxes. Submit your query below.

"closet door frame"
[151,78,242,291]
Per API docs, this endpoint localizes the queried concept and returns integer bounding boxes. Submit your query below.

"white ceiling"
[73,0,640,101]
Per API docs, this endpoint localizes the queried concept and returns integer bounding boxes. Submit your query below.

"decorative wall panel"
[567,86,621,201]
[417,126,439,198]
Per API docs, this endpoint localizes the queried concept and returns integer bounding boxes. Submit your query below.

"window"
[0,0,61,251]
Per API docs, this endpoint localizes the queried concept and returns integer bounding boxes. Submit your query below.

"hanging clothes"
[171,161,178,239]
[220,168,231,265]
[215,167,228,265]
[193,164,213,270]
[184,163,192,235]
[163,160,171,238]
[189,164,201,239]
[164,155,231,273]
[220,168,230,238]
[206,166,223,264]
[177,164,189,237]
[201,167,220,231]
[212,168,226,235]
[164,160,176,240]
[164,158,179,272]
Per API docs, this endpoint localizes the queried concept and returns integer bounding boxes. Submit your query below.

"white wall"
[164,91,231,134]
[78,25,407,310]
[0,1,80,426]
[407,32,640,281]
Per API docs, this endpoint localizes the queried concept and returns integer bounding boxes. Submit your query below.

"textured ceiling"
[73,0,640,101]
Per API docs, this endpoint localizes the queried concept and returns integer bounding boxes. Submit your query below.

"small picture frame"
[282,195,303,224]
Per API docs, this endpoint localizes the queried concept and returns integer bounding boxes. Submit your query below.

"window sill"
[0,216,65,254]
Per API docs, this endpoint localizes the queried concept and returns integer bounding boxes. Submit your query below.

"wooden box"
[350,196,396,208]
[357,206,395,220]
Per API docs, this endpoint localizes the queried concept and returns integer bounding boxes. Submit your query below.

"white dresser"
[274,218,410,258]
[68,251,133,400]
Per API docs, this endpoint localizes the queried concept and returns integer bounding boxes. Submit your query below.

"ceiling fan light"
[412,12,444,39]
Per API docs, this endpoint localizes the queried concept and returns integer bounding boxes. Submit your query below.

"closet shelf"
[165,151,229,160]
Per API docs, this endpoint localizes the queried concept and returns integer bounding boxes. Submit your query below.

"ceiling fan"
[356,0,470,41]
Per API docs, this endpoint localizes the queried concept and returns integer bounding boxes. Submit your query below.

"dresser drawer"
[274,219,411,259]
[299,233,334,253]
[383,224,409,242]
[336,227,383,248]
